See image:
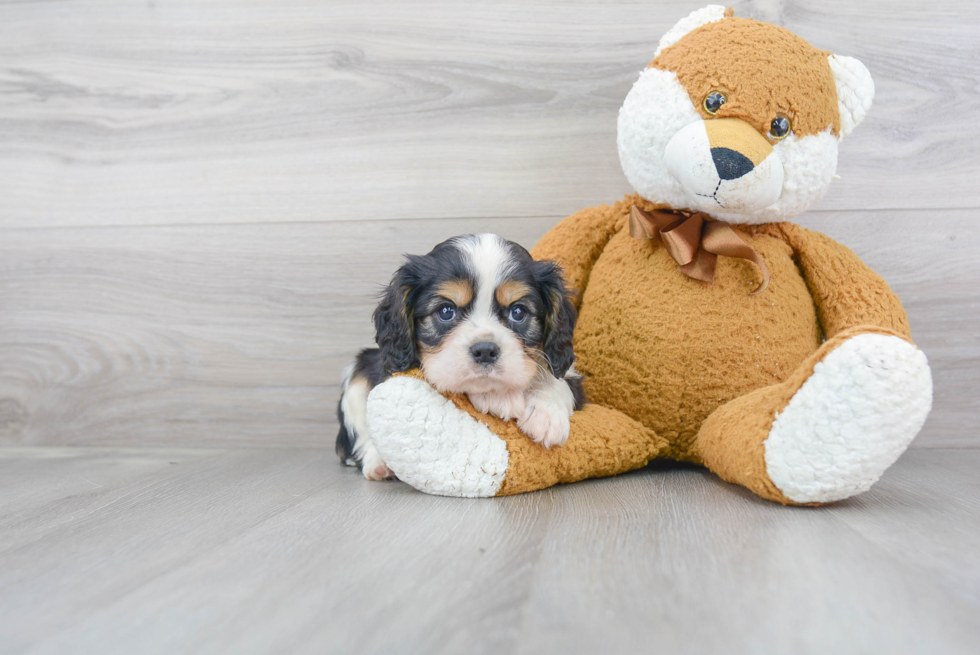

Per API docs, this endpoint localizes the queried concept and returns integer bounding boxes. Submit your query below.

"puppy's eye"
[509,305,527,323]
[437,304,456,322]
[704,92,726,115]
[769,115,792,140]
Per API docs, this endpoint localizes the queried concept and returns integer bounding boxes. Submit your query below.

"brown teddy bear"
[364,6,933,505]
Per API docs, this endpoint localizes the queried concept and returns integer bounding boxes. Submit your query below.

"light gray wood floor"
[0,447,978,655]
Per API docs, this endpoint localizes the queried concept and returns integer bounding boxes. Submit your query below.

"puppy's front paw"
[360,446,395,481]
[469,389,526,422]
[518,398,571,449]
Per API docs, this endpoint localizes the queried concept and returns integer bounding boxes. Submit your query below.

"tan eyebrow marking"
[435,279,473,307]
[495,280,532,307]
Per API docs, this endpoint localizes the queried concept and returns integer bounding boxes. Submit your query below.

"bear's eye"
[703,92,726,115]
[769,115,792,140]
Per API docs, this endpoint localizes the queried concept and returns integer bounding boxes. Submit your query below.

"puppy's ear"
[373,258,421,375]
[533,260,578,378]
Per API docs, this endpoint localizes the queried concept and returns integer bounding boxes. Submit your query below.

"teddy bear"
[362,5,933,505]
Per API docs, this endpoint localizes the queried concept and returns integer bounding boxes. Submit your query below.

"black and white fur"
[337,233,586,480]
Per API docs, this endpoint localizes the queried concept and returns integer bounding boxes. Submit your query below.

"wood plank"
[0,0,978,228]
[827,449,980,605]
[513,451,980,655]
[0,447,218,545]
[1,209,976,448]
[0,448,977,654]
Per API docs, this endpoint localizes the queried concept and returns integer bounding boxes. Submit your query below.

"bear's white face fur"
[617,6,874,225]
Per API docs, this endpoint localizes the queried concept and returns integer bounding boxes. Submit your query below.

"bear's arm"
[530,202,626,307]
[769,223,912,340]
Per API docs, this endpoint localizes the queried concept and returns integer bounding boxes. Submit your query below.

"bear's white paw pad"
[365,377,508,498]
[765,334,932,503]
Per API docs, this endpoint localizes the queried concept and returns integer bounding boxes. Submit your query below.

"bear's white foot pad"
[366,377,509,498]
[765,334,932,503]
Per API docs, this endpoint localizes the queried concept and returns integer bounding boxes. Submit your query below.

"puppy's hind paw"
[360,447,395,481]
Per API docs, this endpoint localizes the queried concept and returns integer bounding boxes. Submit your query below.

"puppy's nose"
[470,341,500,365]
[711,147,754,180]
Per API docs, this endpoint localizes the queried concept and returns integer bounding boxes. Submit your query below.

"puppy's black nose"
[470,341,500,365]
[711,147,755,180]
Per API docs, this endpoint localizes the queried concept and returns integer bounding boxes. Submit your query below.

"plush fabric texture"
[652,17,841,138]
[828,55,875,137]
[363,6,932,504]
[764,332,931,503]
[694,325,916,504]
[533,193,911,463]
[652,4,728,60]
[367,374,509,498]
[379,369,667,497]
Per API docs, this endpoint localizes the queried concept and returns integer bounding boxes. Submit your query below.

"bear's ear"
[828,54,875,138]
[653,5,729,59]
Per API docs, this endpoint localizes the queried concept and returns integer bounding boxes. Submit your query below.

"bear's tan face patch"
[704,118,772,166]
[651,17,840,138]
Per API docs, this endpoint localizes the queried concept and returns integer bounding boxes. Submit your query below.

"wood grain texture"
[0,447,977,654]
[0,0,976,448]
[0,0,978,228]
[1,210,976,448]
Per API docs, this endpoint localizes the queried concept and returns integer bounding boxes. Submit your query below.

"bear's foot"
[764,333,932,503]
[366,376,508,497]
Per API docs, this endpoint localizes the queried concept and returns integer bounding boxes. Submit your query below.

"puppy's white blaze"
[454,233,514,319]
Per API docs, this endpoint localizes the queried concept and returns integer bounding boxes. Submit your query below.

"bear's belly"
[574,226,821,460]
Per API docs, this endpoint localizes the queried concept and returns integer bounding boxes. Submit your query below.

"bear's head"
[618,6,874,224]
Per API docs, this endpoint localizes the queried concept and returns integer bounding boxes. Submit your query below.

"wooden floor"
[1,447,978,654]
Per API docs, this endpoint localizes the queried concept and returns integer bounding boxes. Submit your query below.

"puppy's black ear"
[533,260,578,378]
[373,258,421,375]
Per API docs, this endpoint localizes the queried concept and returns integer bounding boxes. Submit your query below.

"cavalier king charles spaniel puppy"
[336,233,586,480]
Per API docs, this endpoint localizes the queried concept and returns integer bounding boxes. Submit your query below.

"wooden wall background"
[0,0,977,448]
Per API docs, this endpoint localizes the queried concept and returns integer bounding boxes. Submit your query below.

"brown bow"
[629,206,770,295]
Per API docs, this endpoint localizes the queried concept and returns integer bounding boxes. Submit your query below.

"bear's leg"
[366,374,667,497]
[693,326,932,505]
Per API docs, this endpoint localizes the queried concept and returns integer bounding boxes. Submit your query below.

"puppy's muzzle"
[470,341,500,365]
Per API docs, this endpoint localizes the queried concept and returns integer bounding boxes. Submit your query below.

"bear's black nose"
[711,147,755,180]
[470,341,500,365]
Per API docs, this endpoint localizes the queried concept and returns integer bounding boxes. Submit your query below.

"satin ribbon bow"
[629,206,770,295]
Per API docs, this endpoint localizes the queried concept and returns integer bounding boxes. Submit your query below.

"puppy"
[336,233,586,480]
